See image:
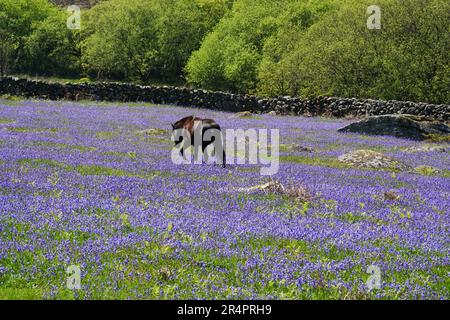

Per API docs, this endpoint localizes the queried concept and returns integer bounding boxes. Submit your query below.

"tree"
[81,0,228,83]
[0,0,56,76]
[186,0,284,93]
[256,0,337,96]
[0,32,16,76]
[24,9,81,77]
[261,0,449,103]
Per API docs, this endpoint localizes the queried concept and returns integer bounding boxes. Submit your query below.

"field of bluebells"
[0,97,448,300]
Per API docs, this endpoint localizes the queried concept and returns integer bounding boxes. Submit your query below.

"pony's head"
[171,115,194,131]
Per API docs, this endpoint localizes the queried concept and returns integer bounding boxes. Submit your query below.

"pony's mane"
[173,115,194,129]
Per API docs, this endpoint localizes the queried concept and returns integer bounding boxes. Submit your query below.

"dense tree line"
[0,0,448,103]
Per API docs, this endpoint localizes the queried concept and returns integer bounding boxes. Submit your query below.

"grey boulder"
[338,114,450,140]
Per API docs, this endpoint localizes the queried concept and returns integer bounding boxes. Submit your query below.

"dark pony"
[171,115,226,167]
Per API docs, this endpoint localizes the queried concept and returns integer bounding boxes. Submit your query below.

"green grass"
[15,158,166,181]
[95,131,119,139]
[7,127,58,133]
[414,166,450,178]
[338,211,385,225]
[0,288,44,300]
[0,94,22,101]
[414,165,439,176]
[280,154,409,173]
[17,158,133,177]
[1,216,448,299]
[280,155,351,169]
[17,158,66,169]
[0,118,15,124]
[9,74,93,84]
[102,151,138,159]
[442,170,450,178]
[0,234,355,299]
[74,165,133,177]
[27,141,97,152]
[232,191,311,218]
[425,134,450,143]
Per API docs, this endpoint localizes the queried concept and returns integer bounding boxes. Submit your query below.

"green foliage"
[0,0,54,37]
[1,0,448,103]
[0,0,57,75]
[81,0,228,83]
[186,0,284,93]
[414,165,440,176]
[256,0,338,96]
[257,0,449,103]
[24,9,81,76]
[187,0,449,103]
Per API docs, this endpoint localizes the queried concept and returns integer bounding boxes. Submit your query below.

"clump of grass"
[0,118,15,124]
[95,131,118,139]
[425,134,450,143]
[280,144,314,153]
[280,155,351,169]
[75,165,132,177]
[28,140,96,152]
[18,158,67,169]
[0,94,21,101]
[414,165,440,176]
[7,127,58,133]
[158,267,172,281]
[103,151,138,159]
[141,128,167,136]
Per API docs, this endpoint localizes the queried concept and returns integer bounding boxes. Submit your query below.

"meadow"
[0,98,448,299]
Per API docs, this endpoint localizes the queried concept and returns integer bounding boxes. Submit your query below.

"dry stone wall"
[1,77,448,121]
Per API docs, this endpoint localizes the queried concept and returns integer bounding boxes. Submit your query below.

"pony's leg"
[222,149,226,168]
[193,141,202,164]
[217,133,226,168]
[212,138,226,168]
[202,141,210,164]
[178,137,187,161]
[178,138,191,162]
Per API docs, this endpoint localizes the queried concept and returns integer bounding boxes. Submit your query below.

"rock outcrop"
[338,149,410,171]
[338,114,450,140]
